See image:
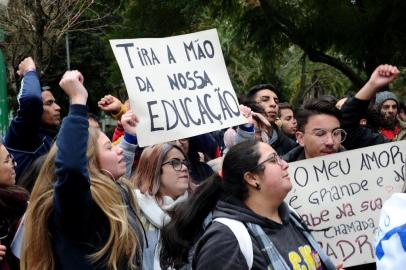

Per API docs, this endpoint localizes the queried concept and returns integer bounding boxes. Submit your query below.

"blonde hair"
[21,128,140,270]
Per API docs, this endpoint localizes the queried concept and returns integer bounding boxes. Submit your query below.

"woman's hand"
[59,70,88,105]
[121,110,139,136]
[239,105,254,126]
[98,94,123,114]
[252,112,271,127]
[17,57,36,77]
[336,262,344,270]
[0,244,6,261]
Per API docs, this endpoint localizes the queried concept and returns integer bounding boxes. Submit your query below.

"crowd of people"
[0,56,404,270]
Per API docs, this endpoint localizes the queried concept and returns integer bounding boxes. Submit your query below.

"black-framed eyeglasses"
[250,153,283,171]
[162,158,189,171]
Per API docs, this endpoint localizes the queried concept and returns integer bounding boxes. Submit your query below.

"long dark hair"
[159,140,262,269]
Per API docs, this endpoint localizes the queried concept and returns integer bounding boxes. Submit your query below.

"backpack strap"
[214,218,253,269]
[288,208,337,270]
[246,222,290,270]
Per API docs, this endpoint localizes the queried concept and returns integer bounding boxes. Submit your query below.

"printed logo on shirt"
[288,244,322,270]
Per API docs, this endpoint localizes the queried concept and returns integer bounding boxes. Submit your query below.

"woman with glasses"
[171,135,217,184]
[0,138,29,269]
[160,140,341,270]
[131,143,192,269]
[21,71,144,270]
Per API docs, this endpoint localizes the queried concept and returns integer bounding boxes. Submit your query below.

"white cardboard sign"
[285,141,406,267]
[110,29,246,147]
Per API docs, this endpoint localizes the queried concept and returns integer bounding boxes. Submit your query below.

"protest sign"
[285,140,406,267]
[375,193,406,270]
[110,29,246,147]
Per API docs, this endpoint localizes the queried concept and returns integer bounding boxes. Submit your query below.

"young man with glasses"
[283,99,346,162]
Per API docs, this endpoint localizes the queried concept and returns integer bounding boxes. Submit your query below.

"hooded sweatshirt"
[4,71,57,183]
[193,198,333,270]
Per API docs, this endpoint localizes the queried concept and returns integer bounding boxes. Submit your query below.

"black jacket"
[52,105,144,269]
[193,199,332,270]
[340,97,389,150]
[4,71,57,183]
[282,145,347,163]
[271,125,298,155]
[282,145,306,162]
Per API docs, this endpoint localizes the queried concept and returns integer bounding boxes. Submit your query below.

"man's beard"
[380,113,397,129]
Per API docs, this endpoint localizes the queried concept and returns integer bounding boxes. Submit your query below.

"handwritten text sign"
[285,141,406,267]
[110,29,246,147]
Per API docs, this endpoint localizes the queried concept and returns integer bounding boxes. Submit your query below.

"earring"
[255,182,261,191]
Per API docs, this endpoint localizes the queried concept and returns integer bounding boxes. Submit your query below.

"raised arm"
[4,57,43,150]
[355,64,399,100]
[98,94,127,142]
[235,105,256,144]
[53,70,90,235]
[341,64,398,149]
[118,110,139,178]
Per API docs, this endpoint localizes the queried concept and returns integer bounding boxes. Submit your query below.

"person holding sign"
[243,84,298,155]
[21,71,144,270]
[375,192,406,270]
[283,99,346,162]
[173,135,216,183]
[132,142,191,270]
[160,140,342,270]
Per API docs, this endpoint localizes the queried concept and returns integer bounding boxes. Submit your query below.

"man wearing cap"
[4,57,61,182]
[375,91,403,141]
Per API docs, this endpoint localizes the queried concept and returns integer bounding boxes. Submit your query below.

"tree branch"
[259,0,365,88]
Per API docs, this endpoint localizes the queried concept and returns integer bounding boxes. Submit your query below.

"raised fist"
[121,110,139,136]
[368,64,400,90]
[239,104,254,126]
[98,95,123,114]
[17,57,36,77]
[59,70,88,105]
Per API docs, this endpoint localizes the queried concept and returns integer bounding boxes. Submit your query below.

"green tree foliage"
[107,0,406,103]
[105,0,285,98]
[4,0,405,110]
